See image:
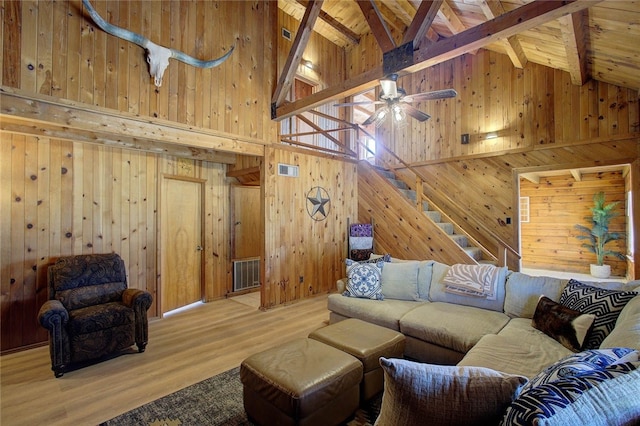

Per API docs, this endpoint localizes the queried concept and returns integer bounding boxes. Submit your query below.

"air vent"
[282,27,292,41]
[278,163,299,177]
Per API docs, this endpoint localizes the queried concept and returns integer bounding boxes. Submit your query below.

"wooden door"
[161,177,203,314]
[231,186,261,259]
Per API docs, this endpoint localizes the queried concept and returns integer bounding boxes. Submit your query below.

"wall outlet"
[506,217,511,225]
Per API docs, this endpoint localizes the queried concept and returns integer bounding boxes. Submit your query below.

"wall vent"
[282,27,292,41]
[278,163,299,177]
[233,257,260,292]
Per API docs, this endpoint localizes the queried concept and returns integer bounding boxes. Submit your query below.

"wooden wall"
[262,146,357,308]
[520,171,627,277]
[372,51,639,164]
[1,0,278,142]
[0,132,230,351]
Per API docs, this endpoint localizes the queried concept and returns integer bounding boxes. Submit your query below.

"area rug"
[100,367,381,426]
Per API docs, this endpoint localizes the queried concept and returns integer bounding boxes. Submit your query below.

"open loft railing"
[279,111,521,268]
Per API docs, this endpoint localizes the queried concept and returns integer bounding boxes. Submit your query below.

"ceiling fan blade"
[362,106,390,126]
[333,100,384,107]
[403,89,458,103]
[403,104,431,122]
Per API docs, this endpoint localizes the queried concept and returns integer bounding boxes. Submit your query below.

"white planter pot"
[590,264,611,279]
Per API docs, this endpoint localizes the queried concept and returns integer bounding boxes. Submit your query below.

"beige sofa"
[328,260,640,379]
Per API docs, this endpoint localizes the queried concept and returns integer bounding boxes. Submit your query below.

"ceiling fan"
[334,74,457,126]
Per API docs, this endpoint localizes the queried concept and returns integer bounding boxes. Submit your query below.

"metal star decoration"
[306,187,331,221]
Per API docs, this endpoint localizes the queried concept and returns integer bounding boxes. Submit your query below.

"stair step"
[437,222,454,235]
[377,169,396,180]
[400,189,417,201]
[464,247,484,261]
[389,179,408,190]
[450,234,468,248]
[424,210,441,222]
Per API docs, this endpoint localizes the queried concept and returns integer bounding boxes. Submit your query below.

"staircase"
[375,167,485,262]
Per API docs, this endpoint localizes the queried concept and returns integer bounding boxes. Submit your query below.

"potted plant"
[574,191,626,278]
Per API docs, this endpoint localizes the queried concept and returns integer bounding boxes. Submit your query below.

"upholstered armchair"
[38,253,153,377]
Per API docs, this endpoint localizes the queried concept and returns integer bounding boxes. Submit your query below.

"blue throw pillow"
[343,259,384,300]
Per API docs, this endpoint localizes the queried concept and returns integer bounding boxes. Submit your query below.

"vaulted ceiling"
[276,0,640,120]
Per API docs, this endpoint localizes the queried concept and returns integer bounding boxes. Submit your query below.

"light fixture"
[486,132,498,139]
[372,107,389,128]
[302,59,313,69]
[392,104,405,122]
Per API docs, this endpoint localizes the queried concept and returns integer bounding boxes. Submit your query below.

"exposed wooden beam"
[476,0,528,69]
[402,1,442,48]
[520,173,540,184]
[271,0,323,108]
[559,10,589,85]
[1,86,266,162]
[357,0,396,52]
[570,169,583,181]
[286,114,356,156]
[437,0,466,34]
[275,0,600,121]
[296,0,361,45]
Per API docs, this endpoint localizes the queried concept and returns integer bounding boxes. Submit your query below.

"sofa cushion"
[502,349,640,426]
[532,296,595,352]
[458,331,572,379]
[375,357,528,426]
[600,295,640,350]
[327,294,424,331]
[504,273,567,319]
[400,302,510,353]
[380,261,420,301]
[343,259,384,300]
[429,262,508,312]
[560,279,638,349]
[417,260,434,300]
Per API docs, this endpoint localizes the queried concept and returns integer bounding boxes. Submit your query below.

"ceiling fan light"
[392,104,405,122]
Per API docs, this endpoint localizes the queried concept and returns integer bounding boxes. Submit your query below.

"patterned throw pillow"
[560,280,638,349]
[343,259,384,300]
[532,296,595,352]
[502,349,639,426]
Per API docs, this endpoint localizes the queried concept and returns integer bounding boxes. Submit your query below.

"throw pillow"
[380,261,420,301]
[350,249,373,261]
[560,279,638,349]
[375,357,528,426]
[502,349,639,426]
[522,347,638,391]
[343,259,384,300]
[532,296,596,352]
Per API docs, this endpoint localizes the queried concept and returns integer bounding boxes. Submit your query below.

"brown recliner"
[38,253,153,377]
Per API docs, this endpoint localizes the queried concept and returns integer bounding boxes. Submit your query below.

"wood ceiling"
[276,0,640,120]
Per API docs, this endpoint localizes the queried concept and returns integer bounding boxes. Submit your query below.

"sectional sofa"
[328,258,640,425]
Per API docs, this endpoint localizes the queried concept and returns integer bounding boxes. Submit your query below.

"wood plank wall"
[0,0,278,143]
[520,171,627,277]
[371,51,640,163]
[0,132,233,352]
[262,146,357,309]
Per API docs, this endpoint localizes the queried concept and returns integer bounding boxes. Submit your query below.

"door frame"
[158,174,206,316]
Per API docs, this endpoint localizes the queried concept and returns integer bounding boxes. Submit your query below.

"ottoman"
[240,338,363,426]
[309,318,405,401]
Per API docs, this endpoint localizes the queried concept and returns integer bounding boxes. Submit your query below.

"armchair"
[38,253,153,377]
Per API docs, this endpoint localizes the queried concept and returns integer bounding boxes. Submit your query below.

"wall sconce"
[302,59,314,69]
[486,132,498,139]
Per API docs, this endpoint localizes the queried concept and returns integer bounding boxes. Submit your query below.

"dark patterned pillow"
[560,280,638,349]
[532,296,595,352]
[343,259,384,300]
[350,249,374,261]
[502,349,639,426]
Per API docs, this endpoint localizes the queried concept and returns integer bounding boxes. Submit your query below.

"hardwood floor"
[0,293,331,426]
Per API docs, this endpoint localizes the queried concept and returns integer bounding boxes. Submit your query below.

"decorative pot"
[590,264,611,279]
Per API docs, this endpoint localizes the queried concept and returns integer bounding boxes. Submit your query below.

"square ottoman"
[240,338,363,426]
[309,318,405,401]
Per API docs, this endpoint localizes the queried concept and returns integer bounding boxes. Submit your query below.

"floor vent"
[233,257,260,292]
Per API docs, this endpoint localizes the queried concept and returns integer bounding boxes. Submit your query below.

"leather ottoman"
[309,318,405,401]
[240,338,362,426]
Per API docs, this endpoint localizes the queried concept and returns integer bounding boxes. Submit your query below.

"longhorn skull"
[82,0,234,87]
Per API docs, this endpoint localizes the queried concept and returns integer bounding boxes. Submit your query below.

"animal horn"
[82,0,234,87]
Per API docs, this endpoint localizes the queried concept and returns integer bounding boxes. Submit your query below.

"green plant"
[574,191,626,266]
